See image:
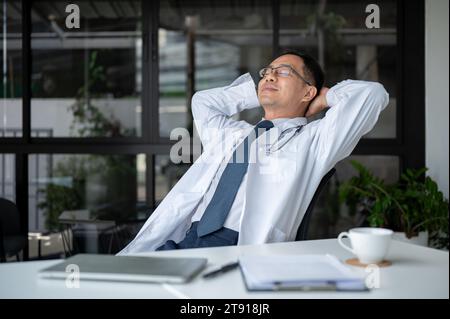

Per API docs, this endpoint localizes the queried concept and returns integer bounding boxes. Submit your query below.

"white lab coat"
[118,73,389,254]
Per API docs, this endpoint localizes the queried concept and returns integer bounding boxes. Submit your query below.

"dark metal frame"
[0,0,425,260]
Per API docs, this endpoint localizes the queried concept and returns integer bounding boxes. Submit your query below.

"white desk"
[0,239,448,299]
[0,258,177,299]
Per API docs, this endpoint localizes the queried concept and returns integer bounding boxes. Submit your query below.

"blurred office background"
[1,0,448,260]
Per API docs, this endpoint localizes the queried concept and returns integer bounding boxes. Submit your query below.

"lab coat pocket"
[268,225,287,242]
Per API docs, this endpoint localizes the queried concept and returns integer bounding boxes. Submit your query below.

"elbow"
[191,91,202,112]
[191,90,207,118]
[366,82,389,110]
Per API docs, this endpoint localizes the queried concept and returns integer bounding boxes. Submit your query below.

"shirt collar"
[261,116,307,131]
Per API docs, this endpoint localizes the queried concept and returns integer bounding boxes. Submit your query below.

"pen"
[202,261,240,279]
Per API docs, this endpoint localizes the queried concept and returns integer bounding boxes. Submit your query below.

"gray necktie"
[197,120,274,237]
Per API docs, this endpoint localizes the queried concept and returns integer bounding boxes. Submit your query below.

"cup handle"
[338,232,355,254]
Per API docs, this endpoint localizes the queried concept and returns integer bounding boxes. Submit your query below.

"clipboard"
[238,254,368,292]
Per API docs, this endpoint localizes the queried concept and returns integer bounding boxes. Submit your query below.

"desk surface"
[0,239,448,299]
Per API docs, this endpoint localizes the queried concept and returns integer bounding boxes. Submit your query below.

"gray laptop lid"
[39,254,208,284]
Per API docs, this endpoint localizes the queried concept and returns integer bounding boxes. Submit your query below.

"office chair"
[0,198,27,262]
[295,168,336,241]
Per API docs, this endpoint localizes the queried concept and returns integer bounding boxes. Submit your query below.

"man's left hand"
[305,87,329,117]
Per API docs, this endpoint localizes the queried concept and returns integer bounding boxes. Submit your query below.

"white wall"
[425,0,449,199]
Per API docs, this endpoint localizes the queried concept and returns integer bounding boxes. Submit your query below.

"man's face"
[257,54,313,117]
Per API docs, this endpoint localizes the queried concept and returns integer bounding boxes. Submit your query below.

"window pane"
[0,0,22,137]
[159,0,273,138]
[30,1,142,137]
[0,153,15,201]
[308,155,400,240]
[29,153,149,257]
[280,0,397,138]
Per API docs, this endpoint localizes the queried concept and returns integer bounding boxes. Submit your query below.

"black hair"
[276,49,325,93]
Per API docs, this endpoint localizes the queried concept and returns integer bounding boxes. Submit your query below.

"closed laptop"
[39,254,208,284]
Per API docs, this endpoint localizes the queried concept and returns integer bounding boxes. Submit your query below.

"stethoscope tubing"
[265,125,304,154]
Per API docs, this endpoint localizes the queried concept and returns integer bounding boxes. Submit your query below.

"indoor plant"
[339,160,449,249]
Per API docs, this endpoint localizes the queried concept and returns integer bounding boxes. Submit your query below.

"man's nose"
[265,71,276,82]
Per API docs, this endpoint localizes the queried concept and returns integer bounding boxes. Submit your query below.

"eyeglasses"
[258,64,312,86]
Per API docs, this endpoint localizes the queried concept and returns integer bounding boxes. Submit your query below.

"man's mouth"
[261,85,279,92]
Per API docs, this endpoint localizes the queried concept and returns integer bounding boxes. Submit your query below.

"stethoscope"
[264,125,304,155]
[229,124,304,158]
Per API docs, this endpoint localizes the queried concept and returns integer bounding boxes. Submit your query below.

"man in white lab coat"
[118,50,389,254]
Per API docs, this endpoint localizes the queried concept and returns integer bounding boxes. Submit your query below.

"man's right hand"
[305,87,329,117]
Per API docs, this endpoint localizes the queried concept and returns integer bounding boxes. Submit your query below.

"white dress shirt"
[191,117,307,231]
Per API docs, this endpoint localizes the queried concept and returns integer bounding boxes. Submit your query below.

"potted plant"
[339,160,449,249]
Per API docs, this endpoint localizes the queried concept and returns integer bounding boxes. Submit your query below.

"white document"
[239,254,367,291]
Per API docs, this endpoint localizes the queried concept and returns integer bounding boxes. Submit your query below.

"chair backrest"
[295,168,336,241]
[0,198,23,261]
[0,198,21,237]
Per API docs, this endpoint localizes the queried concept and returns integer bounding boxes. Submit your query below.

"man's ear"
[303,91,319,117]
[301,86,318,103]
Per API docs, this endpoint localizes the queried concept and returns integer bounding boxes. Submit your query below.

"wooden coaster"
[345,258,392,268]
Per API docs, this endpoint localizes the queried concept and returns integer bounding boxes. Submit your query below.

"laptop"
[39,254,208,284]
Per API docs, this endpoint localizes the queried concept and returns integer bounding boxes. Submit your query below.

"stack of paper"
[239,254,367,291]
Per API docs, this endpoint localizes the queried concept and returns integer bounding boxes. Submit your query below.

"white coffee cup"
[337,227,393,264]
